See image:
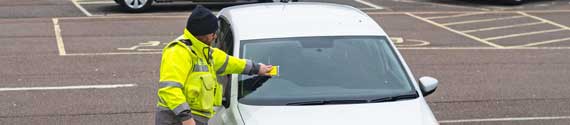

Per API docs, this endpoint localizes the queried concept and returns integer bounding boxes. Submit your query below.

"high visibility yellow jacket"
[157,29,259,119]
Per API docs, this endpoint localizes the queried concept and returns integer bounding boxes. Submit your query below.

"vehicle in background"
[501,0,525,5]
[115,0,298,12]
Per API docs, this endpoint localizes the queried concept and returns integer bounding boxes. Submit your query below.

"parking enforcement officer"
[155,5,273,125]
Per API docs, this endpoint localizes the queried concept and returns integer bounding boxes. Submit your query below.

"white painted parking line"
[461,22,545,33]
[367,10,570,15]
[424,12,485,20]
[137,49,163,51]
[406,13,504,48]
[519,12,570,30]
[512,37,570,48]
[58,15,186,20]
[439,115,570,123]
[483,28,565,41]
[391,37,431,47]
[70,0,93,16]
[393,0,489,11]
[359,8,384,11]
[406,11,570,48]
[63,52,162,56]
[0,84,137,92]
[77,1,115,4]
[52,18,67,56]
[398,47,570,50]
[354,0,383,9]
[60,47,570,55]
[441,16,526,26]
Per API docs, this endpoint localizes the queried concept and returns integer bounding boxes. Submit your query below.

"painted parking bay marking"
[408,11,570,48]
[406,12,504,48]
[390,37,430,47]
[0,84,137,92]
[439,115,570,123]
[117,41,165,51]
[354,0,384,10]
[53,18,168,56]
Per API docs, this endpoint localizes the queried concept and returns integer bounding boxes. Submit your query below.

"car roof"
[219,2,387,40]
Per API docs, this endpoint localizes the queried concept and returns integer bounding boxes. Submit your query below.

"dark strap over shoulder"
[179,39,197,55]
[179,39,192,47]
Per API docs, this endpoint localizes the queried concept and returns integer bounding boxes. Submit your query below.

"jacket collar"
[183,29,211,50]
[183,29,212,59]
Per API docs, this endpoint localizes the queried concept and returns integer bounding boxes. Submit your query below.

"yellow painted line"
[368,11,477,15]
[354,0,383,9]
[406,13,504,48]
[43,10,570,20]
[522,10,570,13]
[396,39,431,47]
[359,8,385,11]
[424,12,485,20]
[366,10,570,15]
[0,84,136,92]
[441,16,526,26]
[501,12,570,48]
[76,1,115,4]
[483,28,565,41]
[58,15,186,20]
[439,116,570,123]
[462,22,546,33]
[50,10,570,19]
[510,37,570,48]
[394,0,489,11]
[70,0,93,16]
[52,18,67,56]
[63,52,161,56]
[518,12,570,30]
[137,49,163,51]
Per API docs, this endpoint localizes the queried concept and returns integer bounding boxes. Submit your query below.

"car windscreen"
[238,36,416,106]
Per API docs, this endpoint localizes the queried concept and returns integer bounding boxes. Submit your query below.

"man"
[156,5,273,125]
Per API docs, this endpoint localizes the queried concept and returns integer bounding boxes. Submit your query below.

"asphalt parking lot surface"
[1,0,570,124]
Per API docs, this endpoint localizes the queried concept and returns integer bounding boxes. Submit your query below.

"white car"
[208,2,439,125]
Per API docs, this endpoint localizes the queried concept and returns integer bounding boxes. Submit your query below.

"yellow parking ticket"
[268,66,279,76]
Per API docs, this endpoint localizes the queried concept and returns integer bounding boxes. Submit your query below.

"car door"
[211,16,239,125]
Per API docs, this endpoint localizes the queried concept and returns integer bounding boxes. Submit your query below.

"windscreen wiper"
[369,92,419,103]
[286,99,368,106]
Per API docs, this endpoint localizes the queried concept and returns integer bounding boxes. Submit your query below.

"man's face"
[200,33,217,46]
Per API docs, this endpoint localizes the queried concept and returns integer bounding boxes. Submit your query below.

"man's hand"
[182,118,196,125]
[257,63,273,76]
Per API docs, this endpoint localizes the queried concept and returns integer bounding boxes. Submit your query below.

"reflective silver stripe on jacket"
[192,109,212,117]
[242,60,253,74]
[173,102,191,115]
[157,105,211,117]
[193,64,209,72]
[216,55,230,74]
[159,82,183,88]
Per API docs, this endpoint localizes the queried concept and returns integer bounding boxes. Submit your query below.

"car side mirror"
[418,76,438,97]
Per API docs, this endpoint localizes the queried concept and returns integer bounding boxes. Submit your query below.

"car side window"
[215,17,234,108]
[215,17,234,54]
[214,21,225,49]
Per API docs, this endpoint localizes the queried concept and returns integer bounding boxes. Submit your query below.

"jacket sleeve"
[212,48,260,76]
[158,44,193,121]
